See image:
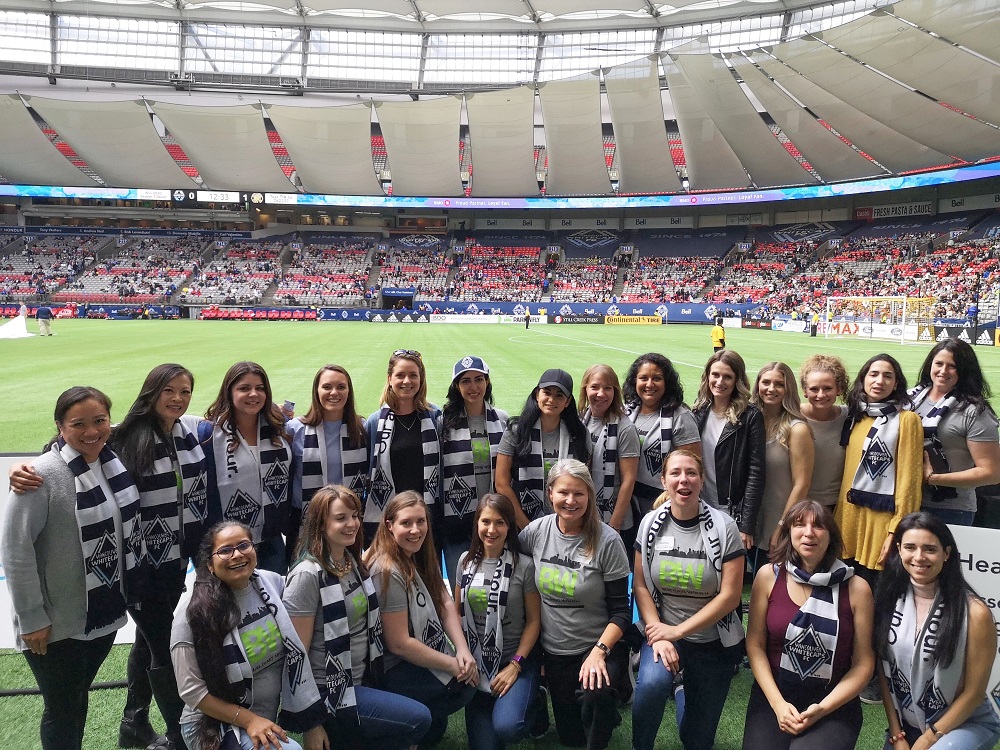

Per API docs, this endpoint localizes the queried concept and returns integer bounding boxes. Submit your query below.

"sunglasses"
[213,540,255,559]
[393,349,422,359]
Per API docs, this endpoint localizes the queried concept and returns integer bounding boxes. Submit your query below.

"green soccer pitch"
[1,318,997,749]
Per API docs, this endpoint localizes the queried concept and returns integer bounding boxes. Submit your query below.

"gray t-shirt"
[633,406,700,493]
[635,511,744,644]
[498,423,592,514]
[805,406,848,508]
[699,412,728,508]
[283,558,369,684]
[518,515,629,655]
[457,552,536,662]
[913,400,1000,512]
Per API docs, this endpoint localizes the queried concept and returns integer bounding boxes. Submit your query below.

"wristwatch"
[595,641,611,656]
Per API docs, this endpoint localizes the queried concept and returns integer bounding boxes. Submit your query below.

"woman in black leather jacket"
[692,350,766,550]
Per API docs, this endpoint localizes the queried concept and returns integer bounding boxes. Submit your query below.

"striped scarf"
[367,407,440,523]
[908,386,959,502]
[441,406,506,519]
[513,420,570,522]
[210,418,290,542]
[779,561,853,688]
[459,550,513,692]
[56,439,141,634]
[841,401,900,513]
[318,554,383,724]
[626,403,675,493]
[136,415,209,573]
[584,410,620,522]
[299,421,370,514]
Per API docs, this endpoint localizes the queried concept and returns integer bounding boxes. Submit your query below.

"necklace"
[395,412,418,431]
[330,555,353,577]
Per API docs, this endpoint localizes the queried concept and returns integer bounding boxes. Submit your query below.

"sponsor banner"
[772,319,808,333]
[477,218,542,230]
[934,324,996,346]
[854,201,934,220]
[367,311,430,323]
[549,314,605,324]
[939,193,1000,213]
[381,287,417,295]
[500,314,546,325]
[722,317,742,329]
[741,319,772,329]
[0,226,251,238]
[429,314,500,324]
[552,218,618,230]
[605,315,662,325]
[625,216,694,229]
[726,213,764,226]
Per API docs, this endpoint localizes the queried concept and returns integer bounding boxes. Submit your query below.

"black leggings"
[542,643,628,750]
[742,682,862,750]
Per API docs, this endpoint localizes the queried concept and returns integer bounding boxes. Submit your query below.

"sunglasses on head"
[393,349,421,359]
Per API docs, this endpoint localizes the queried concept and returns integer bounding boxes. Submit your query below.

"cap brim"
[537,381,571,396]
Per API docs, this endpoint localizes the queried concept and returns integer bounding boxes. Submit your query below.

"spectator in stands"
[36,303,53,335]
[439,356,508,585]
[799,355,850,511]
[908,339,1000,526]
[692,350,765,551]
[751,363,813,574]
[495,369,591,530]
[622,353,701,518]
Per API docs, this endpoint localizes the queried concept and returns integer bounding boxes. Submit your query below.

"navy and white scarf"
[397,566,456,685]
[318,554,383,724]
[513,420,571,522]
[459,550,514,692]
[213,571,325,739]
[841,401,900,513]
[626,403,675,491]
[57,439,141,634]
[299,420,370,514]
[637,499,744,647]
[884,586,967,731]
[138,414,209,571]
[441,406,506,519]
[779,560,853,688]
[584,410,621,523]
[367,407,440,523]
[908,386,960,502]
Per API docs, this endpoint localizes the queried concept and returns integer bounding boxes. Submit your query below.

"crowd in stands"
[706,242,814,304]
[620,255,724,303]
[275,239,373,306]
[377,244,451,301]
[451,244,544,302]
[549,256,617,302]
[0,236,98,301]
[179,240,283,305]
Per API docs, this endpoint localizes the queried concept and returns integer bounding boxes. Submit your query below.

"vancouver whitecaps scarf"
[637,499,744,647]
[514,420,571,522]
[584,410,620,523]
[57,438,142,634]
[459,550,514,692]
[778,560,853,688]
[400,566,456,685]
[139,415,209,572]
[626,403,675,492]
[211,419,290,542]
[441,407,506,519]
[841,401,901,513]
[908,386,960,502]
[318,555,383,724]
[883,587,967,731]
[213,571,325,741]
[368,407,440,523]
[300,421,370,513]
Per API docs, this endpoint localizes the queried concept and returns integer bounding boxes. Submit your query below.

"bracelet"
[594,641,611,656]
[887,729,906,743]
[233,707,241,726]
[929,722,944,738]
[510,654,525,672]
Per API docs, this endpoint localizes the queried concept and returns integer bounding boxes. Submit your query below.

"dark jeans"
[24,633,116,750]
[742,682,862,750]
[323,685,432,750]
[543,643,627,750]
[383,660,476,748]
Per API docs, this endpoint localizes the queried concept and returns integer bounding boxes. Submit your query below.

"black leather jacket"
[693,403,766,534]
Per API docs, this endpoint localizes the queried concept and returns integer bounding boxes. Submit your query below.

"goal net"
[823,296,936,344]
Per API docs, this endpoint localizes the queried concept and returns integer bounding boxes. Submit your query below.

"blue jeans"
[464,660,541,750]
[383,659,476,747]
[632,639,740,750]
[322,685,431,750]
[180,721,302,750]
[884,701,1000,750]
[922,507,976,526]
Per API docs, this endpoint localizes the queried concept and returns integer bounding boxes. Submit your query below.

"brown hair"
[380,351,430,413]
[578,364,626,423]
[653,448,704,509]
[300,365,365,448]
[693,350,752,424]
[799,354,849,401]
[768,500,842,571]
[296,484,367,576]
[204,361,286,448]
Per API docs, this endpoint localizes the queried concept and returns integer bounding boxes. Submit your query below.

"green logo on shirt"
[468,587,488,615]
[539,565,577,596]
[658,560,704,590]
[350,590,368,621]
[241,620,282,667]
[471,437,490,466]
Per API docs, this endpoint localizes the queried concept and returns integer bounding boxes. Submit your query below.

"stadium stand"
[377,243,451,301]
[275,236,375,306]
[452,242,544,302]
[0,236,98,301]
[550,256,617,302]
[179,240,283,305]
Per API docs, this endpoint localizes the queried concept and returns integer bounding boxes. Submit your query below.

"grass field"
[2,318,997,749]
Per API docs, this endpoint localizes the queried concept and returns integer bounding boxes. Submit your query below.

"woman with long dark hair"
[439,356,509,584]
[283,485,431,750]
[202,361,292,573]
[457,494,542,750]
[875,513,1000,749]
[835,354,923,584]
[909,339,1000,526]
[287,364,369,565]
[364,350,443,542]
[622,353,701,519]
[2,387,140,750]
[692,350,766,551]
[363,491,477,746]
[170,521,326,750]
[495,369,591,529]
[743,501,874,750]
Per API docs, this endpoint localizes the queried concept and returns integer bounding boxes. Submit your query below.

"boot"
[148,664,187,750]
[120,636,166,749]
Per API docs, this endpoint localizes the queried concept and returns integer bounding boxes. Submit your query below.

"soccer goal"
[823,296,936,345]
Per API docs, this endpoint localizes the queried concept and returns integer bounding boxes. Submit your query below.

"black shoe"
[529,685,551,739]
[118,720,163,750]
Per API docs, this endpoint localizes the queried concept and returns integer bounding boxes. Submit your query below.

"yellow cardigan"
[834,410,923,570]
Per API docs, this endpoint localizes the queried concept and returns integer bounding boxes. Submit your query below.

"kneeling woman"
[743,501,874,750]
[170,521,326,750]
[457,494,542,750]
[519,459,631,750]
[632,450,745,750]
[283,485,431,750]
[364,491,477,747]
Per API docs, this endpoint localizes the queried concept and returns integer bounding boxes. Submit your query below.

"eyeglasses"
[213,540,255,559]
[393,349,422,359]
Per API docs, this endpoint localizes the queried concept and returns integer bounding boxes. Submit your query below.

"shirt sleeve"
[965,406,1000,443]
[282,563,321,617]
[498,426,517,457]
[380,569,410,614]
[671,406,701,448]
[616,421,641,459]
[599,527,631,581]
[170,642,210,709]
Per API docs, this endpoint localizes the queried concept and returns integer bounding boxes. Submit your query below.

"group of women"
[3,337,1000,750]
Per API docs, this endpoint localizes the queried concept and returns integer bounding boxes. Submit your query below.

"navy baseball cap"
[453,355,489,380]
